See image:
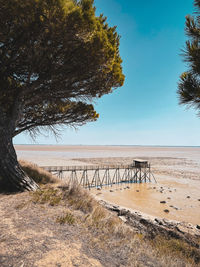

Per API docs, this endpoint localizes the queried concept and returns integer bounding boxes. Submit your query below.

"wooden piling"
[42,160,156,189]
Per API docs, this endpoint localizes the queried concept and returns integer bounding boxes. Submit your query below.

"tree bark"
[0,127,39,192]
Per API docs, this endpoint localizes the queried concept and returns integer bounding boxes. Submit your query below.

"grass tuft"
[62,182,95,213]
[20,160,58,185]
[56,211,76,225]
[31,188,62,206]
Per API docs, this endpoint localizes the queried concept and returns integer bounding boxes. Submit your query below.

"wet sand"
[15,145,200,226]
[94,176,200,225]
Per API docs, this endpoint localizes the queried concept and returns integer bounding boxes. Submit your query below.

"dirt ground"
[2,184,199,267]
[1,186,162,267]
[0,191,104,267]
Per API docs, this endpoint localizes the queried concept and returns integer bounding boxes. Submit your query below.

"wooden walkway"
[42,162,156,189]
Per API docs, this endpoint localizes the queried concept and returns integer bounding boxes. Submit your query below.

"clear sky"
[14,0,200,146]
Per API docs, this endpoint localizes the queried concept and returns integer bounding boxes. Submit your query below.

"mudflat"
[15,145,200,226]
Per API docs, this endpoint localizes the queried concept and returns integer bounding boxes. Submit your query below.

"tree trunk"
[0,128,39,192]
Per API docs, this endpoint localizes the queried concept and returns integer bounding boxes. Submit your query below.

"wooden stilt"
[42,160,156,189]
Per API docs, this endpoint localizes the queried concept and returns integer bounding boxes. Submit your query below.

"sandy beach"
[15,145,200,226]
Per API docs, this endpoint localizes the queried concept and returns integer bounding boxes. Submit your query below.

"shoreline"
[97,197,200,236]
[92,174,200,225]
[97,198,200,249]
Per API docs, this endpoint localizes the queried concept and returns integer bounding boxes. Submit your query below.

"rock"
[119,209,128,216]
[139,218,149,226]
[169,190,172,192]
[155,218,163,225]
[97,187,101,191]
[164,209,169,213]
[196,225,200,230]
[160,191,163,193]
[109,205,120,212]
[186,196,190,199]
[110,190,114,192]
[167,197,171,199]
[176,226,184,233]
[136,190,139,192]
[119,216,127,223]
[160,201,166,204]
[198,199,200,201]
[127,186,130,189]
[153,187,156,189]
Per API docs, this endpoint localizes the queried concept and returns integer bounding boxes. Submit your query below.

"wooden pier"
[42,160,156,189]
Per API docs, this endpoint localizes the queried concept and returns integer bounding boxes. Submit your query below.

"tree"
[0,0,124,191]
[178,0,200,113]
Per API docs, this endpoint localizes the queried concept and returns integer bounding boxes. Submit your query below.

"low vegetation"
[1,162,200,266]
[30,183,200,266]
[31,188,62,206]
[151,236,200,265]
[56,211,76,225]
[20,160,58,185]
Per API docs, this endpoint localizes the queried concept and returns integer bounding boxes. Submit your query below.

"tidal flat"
[15,145,200,226]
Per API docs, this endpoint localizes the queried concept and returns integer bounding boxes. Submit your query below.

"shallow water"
[94,175,200,225]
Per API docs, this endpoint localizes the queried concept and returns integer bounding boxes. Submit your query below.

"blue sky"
[14,0,200,146]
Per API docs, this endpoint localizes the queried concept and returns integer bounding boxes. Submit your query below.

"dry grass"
[60,183,200,266]
[56,211,76,225]
[61,183,124,234]
[19,160,59,185]
[151,235,200,265]
[61,182,96,213]
[1,161,200,266]
[31,187,62,206]
[58,183,200,266]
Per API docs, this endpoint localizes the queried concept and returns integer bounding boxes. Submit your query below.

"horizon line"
[14,144,200,148]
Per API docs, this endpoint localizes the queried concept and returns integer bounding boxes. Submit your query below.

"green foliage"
[178,1,200,114]
[0,0,124,136]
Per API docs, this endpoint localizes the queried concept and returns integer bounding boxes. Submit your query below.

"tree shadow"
[0,180,20,195]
